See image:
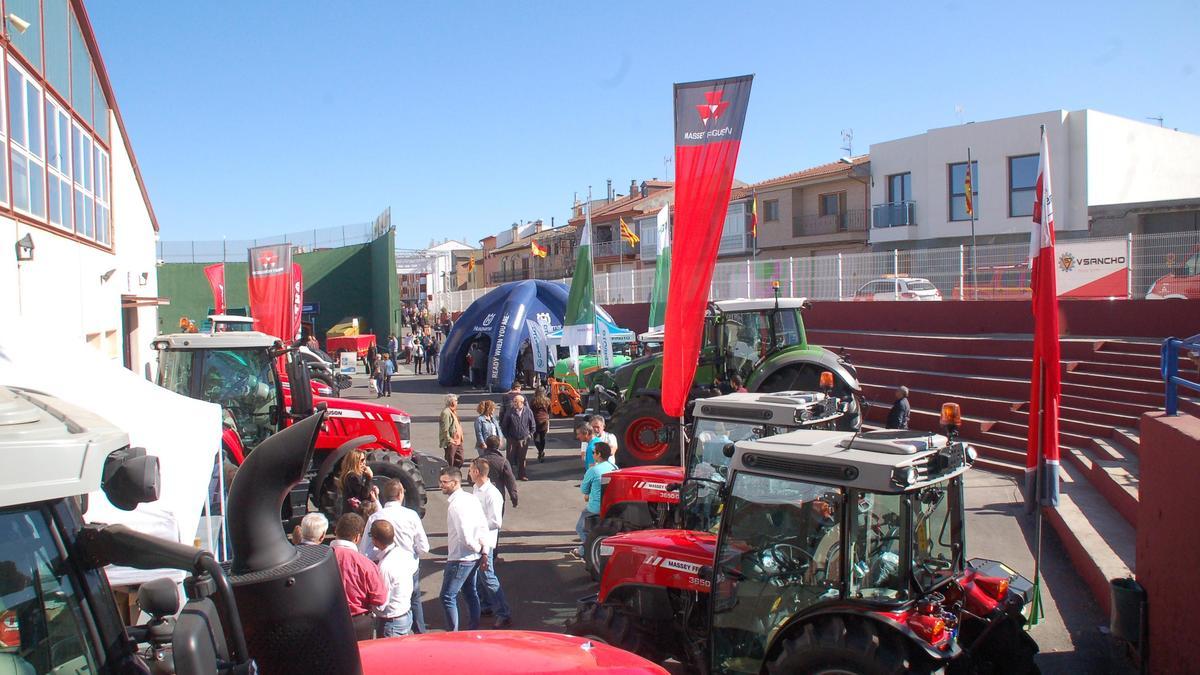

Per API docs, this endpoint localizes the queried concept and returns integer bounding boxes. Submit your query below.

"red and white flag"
[203,263,226,315]
[1025,129,1061,510]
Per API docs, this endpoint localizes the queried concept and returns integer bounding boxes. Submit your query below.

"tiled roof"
[752,155,869,190]
[490,224,577,254]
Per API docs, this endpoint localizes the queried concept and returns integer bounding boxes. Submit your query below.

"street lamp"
[15,233,34,261]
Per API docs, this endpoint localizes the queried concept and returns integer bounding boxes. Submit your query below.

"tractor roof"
[152,331,280,350]
[730,428,972,493]
[715,297,809,312]
[691,391,830,426]
[0,387,128,507]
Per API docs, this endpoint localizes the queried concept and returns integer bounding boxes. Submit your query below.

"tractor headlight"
[892,465,918,487]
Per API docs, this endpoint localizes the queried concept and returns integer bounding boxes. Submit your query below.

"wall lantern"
[6,13,30,34]
[15,233,34,261]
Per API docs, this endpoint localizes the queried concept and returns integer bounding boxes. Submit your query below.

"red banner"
[203,263,226,315]
[662,75,753,417]
[247,244,293,340]
[288,263,304,343]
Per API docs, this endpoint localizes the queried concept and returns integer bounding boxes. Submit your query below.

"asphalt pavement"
[350,368,1131,673]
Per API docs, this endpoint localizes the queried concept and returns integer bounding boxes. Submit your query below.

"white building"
[868,109,1200,248]
[424,239,475,297]
[0,0,161,376]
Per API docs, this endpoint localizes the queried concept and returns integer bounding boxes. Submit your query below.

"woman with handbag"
[440,394,465,469]
[338,449,376,516]
[474,400,503,458]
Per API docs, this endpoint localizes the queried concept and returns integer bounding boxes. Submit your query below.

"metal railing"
[872,201,917,228]
[436,230,1200,313]
[158,221,381,263]
[489,269,531,284]
[1162,334,1200,415]
[593,239,637,258]
[793,209,869,236]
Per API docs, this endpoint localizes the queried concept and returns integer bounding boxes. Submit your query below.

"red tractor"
[584,387,848,580]
[152,331,443,521]
[569,406,1040,674]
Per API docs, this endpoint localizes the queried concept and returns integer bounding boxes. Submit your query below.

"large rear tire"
[612,396,676,467]
[584,518,634,581]
[566,600,664,664]
[765,616,932,675]
[364,450,427,518]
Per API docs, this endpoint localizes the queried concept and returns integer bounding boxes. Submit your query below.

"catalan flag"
[467,256,475,272]
[964,161,974,217]
[530,240,548,258]
[620,218,640,246]
[750,193,758,239]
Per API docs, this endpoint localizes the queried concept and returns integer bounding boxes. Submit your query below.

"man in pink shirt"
[329,513,386,640]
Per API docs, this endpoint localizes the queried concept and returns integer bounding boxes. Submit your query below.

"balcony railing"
[592,239,637,259]
[792,209,869,237]
[489,269,531,284]
[872,201,917,228]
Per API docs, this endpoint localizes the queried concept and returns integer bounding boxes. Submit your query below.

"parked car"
[952,263,1032,300]
[853,276,943,301]
[1146,246,1200,299]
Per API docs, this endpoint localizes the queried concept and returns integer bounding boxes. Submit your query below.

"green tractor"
[596,296,862,468]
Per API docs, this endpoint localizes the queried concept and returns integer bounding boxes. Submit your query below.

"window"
[94,147,110,245]
[763,199,779,222]
[44,0,71,97]
[718,202,747,254]
[6,0,42,72]
[949,161,978,222]
[0,507,100,673]
[8,59,46,219]
[819,192,845,217]
[46,98,73,230]
[0,61,8,206]
[70,15,92,127]
[887,172,911,203]
[92,69,109,143]
[72,122,94,239]
[847,491,905,599]
[1009,154,1038,217]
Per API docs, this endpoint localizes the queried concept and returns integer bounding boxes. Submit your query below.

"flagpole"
[1030,359,1046,624]
[968,147,978,299]
[588,186,597,343]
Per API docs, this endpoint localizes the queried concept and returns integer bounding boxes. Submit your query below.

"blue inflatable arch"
[437,280,568,392]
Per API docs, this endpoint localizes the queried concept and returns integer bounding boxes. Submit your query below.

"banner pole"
[968,147,979,300]
[1031,359,1047,625]
[679,415,687,473]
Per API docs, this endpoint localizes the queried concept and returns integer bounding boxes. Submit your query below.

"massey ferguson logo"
[634,481,670,492]
[696,90,729,126]
[644,556,710,588]
[1059,252,1126,272]
[258,250,278,269]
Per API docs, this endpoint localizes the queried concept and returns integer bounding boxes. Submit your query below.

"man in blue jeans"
[437,467,490,631]
[573,442,617,560]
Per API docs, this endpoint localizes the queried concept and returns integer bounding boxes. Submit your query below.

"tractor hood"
[601,465,683,487]
[600,466,684,511]
[598,529,718,600]
[359,631,667,673]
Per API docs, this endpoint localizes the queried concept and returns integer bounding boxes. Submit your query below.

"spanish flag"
[620,218,640,246]
[530,240,548,258]
[964,160,974,217]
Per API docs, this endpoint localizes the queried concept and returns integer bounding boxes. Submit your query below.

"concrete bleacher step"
[1111,427,1141,457]
[1068,359,1163,380]
[1063,438,1140,527]
[1062,370,1163,394]
[808,330,1034,358]
[1094,339,1162,356]
[863,406,992,436]
[859,385,1022,420]
[853,364,1031,400]
[842,347,1031,379]
[1088,348,1163,367]
[985,422,1099,452]
[1042,458,1136,617]
[1006,407,1139,437]
[1059,393,1158,418]
[1061,381,1162,408]
[1180,396,1200,417]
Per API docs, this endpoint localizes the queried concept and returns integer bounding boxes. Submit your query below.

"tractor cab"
[708,412,1037,673]
[704,297,807,386]
[154,332,290,456]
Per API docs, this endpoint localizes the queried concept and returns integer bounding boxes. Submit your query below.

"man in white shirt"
[590,415,619,454]
[361,480,430,632]
[368,520,417,637]
[437,466,489,631]
[469,459,512,628]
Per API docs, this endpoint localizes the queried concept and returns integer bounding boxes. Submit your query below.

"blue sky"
[88,0,1199,249]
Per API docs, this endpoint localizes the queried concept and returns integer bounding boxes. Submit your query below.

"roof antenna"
[840,129,853,159]
[663,155,673,181]
[1146,115,1164,127]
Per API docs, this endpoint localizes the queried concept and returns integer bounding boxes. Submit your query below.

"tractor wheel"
[364,450,428,518]
[612,396,676,467]
[566,600,663,664]
[585,518,634,581]
[765,616,934,675]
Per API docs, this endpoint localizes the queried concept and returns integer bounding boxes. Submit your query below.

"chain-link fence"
[158,210,391,263]
[438,230,1200,311]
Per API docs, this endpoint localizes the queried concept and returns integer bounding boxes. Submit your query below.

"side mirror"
[287,353,314,417]
[102,448,160,510]
[722,442,736,459]
[137,578,181,618]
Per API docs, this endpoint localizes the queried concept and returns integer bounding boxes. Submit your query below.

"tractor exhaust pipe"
[225,411,362,675]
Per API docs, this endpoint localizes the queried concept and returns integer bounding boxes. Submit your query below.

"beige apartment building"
[752,157,872,260]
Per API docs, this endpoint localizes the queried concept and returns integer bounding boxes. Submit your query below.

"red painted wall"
[1137,411,1200,675]
[601,299,1200,339]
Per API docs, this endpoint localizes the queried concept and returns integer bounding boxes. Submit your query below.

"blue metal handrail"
[1162,334,1200,415]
